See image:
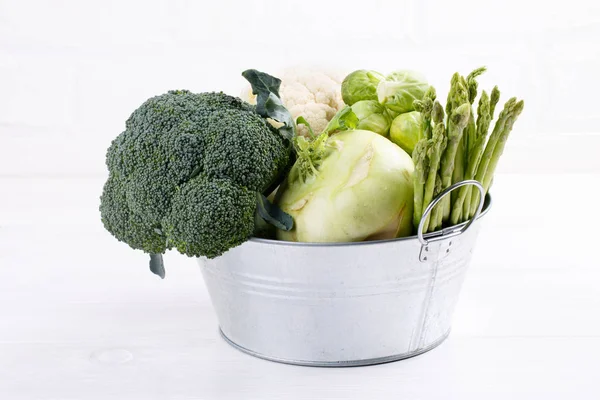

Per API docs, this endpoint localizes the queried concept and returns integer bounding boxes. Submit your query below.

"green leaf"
[296,116,316,137]
[149,253,165,279]
[241,69,281,98]
[263,93,295,141]
[322,106,359,135]
[242,69,295,142]
[256,193,293,231]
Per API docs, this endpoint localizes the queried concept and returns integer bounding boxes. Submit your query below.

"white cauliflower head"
[242,67,347,136]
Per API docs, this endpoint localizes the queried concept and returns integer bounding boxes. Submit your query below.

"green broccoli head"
[100,71,296,277]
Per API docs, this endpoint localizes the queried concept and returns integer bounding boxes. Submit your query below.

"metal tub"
[198,181,490,366]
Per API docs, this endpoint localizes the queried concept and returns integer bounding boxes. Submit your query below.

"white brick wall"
[1,0,599,178]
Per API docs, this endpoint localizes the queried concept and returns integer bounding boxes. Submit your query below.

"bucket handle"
[417,179,486,249]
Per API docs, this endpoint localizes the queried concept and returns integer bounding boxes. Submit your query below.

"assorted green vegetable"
[100,66,523,278]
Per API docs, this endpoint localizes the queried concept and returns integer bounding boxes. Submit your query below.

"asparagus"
[465,67,486,158]
[435,173,445,229]
[423,104,447,211]
[441,77,468,218]
[450,77,470,203]
[466,67,487,104]
[414,86,437,140]
[450,90,492,225]
[489,85,500,120]
[427,174,443,232]
[468,97,518,216]
[482,100,525,193]
[412,139,429,230]
[445,73,460,117]
[462,90,493,219]
[452,67,485,198]
[440,90,470,222]
[421,102,447,232]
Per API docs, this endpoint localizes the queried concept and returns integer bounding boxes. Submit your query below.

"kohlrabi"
[275,129,414,243]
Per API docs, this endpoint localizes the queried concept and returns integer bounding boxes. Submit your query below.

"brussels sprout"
[377,70,429,114]
[389,111,423,155]
[341,70,385,105]
[351,100,392,136]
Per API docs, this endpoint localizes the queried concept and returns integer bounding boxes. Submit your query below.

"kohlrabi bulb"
[341,70,385,105]
[275,129,414,242]
[377,71,429,114]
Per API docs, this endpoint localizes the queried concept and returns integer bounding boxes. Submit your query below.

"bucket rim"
[249,194,492,248]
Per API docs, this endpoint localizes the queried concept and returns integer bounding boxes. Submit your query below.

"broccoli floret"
[100,72,295,278]
[100,175,166,254]
[202,109,290,191]
[163,176,257,258]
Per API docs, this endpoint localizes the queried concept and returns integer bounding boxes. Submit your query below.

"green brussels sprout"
[351,100,392,136]
[377,70,429,114]
[341,70,385,105]
[389,111,423,155]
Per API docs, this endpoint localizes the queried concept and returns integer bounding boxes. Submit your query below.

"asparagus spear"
[469,97,518,216]
[414,86,437,140]
[450,90,492,225]
[466,67,487,104]
[442,76,468,218]
[489,85,500,120]
[453,66,485,176]
[440,80,470,222]
[427,174,443,233]
[422,102,447,232]
[450,77,470,202]
[412,139,430,230]
[482,100,524,193]
[465,67,486,157]
[445,73,460,117]
[440,103,470,221]
[462,90,493,219]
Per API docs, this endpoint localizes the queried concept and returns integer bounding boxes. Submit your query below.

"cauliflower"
[242,67,347,136]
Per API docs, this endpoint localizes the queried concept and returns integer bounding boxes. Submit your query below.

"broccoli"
[100,70,296,278]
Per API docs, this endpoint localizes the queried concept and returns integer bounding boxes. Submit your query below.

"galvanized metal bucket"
[198,181,489,366]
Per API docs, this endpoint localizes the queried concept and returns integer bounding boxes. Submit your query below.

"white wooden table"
[1,173,598,399]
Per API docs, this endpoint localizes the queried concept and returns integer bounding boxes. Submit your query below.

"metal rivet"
[425,246,429,251]
[423,257,428,261]
[446,249,450,253]
[449,241,452,246]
